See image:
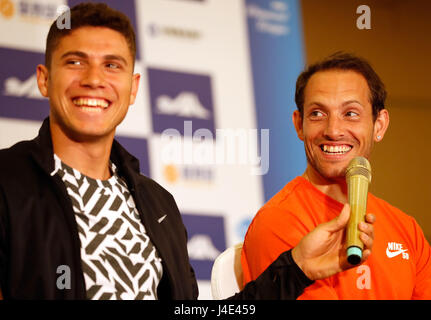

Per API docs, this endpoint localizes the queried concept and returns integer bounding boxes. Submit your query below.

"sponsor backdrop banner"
[246,0,306,201]
[0,0,304,299]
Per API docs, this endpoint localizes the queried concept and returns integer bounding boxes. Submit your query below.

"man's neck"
[302,167,348,204]
[50,123,114,181]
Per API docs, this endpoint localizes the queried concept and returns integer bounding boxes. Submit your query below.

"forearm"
[228,249,314,300]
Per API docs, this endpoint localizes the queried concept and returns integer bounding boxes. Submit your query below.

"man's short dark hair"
[45,2,136,69]
[295,52,386,121]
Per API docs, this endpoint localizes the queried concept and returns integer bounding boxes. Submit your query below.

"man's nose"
[323,115,344,140]
[80,65,106,88]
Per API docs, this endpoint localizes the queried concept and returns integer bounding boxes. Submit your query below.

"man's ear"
[292,110,304,141]
[129,73,141,106]
[36,64,49,98]
[373,109,390,142]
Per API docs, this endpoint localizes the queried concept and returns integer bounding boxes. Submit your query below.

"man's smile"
[72,97,111,112]
[319,144,353,155]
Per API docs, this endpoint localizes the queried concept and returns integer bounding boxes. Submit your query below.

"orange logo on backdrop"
[0,0,14,19]
[163,165,179,183]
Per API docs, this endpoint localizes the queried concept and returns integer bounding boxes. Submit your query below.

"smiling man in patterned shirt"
[0,2,188,300]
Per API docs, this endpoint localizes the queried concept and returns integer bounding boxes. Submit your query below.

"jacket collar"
[30,117,142,181]
[30,117,56,175]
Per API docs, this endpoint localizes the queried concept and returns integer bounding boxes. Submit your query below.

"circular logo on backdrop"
[163,164,179,183]
[0,0,14,19]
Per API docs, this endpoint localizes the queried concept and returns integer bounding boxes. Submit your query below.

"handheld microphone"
[345,156,371,265]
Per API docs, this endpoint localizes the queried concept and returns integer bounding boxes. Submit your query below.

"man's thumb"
[326,203,350,232]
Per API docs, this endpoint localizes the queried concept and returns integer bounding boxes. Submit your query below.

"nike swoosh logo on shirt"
[158,214,167,224]
[386,247,408,258]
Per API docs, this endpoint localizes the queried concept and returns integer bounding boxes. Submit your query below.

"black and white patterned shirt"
[52,154,163,300]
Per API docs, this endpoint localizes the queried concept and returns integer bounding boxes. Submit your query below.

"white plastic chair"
[210,242,244,300]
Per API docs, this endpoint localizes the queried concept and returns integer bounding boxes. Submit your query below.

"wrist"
[291,246,313,281]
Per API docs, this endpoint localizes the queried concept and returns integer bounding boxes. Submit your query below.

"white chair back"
[210,242,244,300]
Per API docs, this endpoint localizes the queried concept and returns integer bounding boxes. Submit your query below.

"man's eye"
[310,110,324,117]
[346,111,359,117]
[67,60,81,65]
[106,63,119,69]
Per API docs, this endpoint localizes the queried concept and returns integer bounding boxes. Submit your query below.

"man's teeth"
[73,98,109,108]
[322,145,352,154]
[79,107,103,113]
